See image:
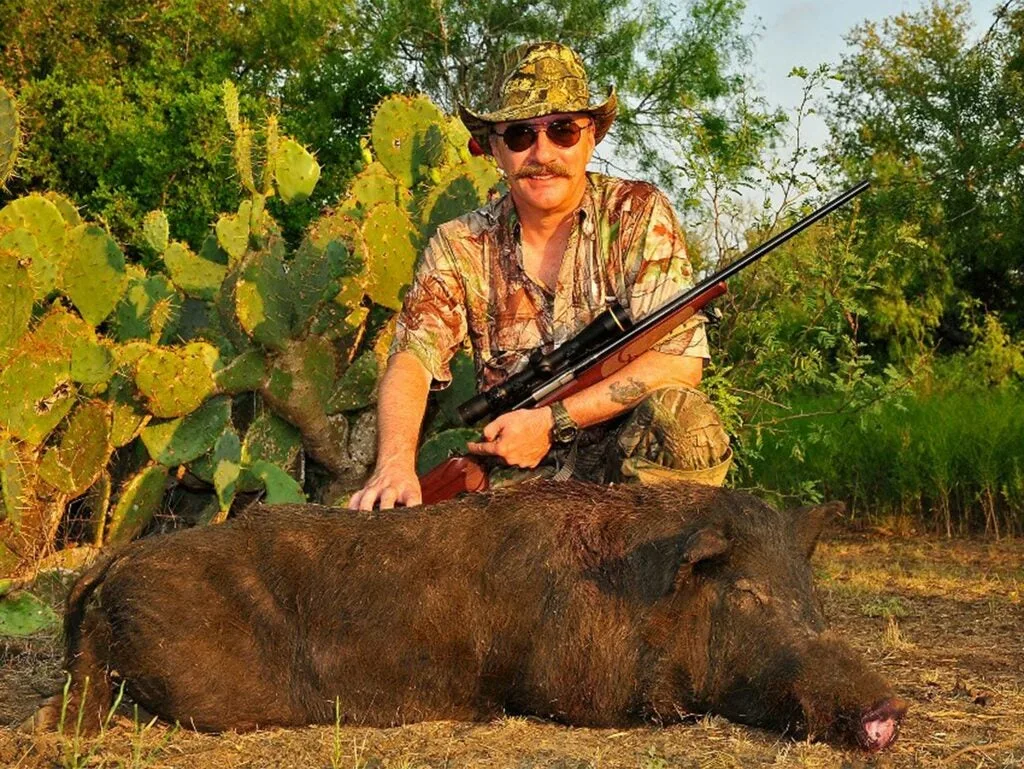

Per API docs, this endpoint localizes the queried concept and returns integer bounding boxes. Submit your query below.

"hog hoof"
[859,697,909,751]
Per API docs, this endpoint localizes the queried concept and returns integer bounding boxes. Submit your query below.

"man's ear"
[585,526,730,604]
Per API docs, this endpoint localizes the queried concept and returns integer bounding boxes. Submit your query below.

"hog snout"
[859,697,908,751]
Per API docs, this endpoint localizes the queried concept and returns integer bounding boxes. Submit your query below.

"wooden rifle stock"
[416,180,871,504]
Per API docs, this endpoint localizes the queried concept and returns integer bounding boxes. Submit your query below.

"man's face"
[489,112,596,217]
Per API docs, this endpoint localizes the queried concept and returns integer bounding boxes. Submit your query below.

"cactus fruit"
[234,243,292,351]
[63,224,128,325]
[0,245,33,358]
[133,342,219,418]
[105,464,168,546]
[361,203,419,310]
[142,210,170,254]
[140,395,231,466]
[38,400,114,497]
[0,194,68,297]
[113,268,182,343]
[275,138,321,204]
[370,95,450,188]
[163,240,227,301]
[0,84,19,189]
[215,200,252,264]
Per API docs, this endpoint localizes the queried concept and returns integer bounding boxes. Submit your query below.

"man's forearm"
[376,351,432,467]
[560,349,702,429]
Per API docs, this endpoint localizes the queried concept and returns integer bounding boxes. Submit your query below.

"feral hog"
[45,481,906,749]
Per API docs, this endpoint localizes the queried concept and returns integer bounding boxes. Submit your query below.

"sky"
[745,0,1000,146]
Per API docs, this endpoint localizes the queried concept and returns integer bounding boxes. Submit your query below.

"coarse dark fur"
[46,480,906,748]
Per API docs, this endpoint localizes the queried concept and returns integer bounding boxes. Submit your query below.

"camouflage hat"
[459,41,617,154]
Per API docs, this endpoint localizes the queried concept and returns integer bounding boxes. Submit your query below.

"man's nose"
[530,128,558,164]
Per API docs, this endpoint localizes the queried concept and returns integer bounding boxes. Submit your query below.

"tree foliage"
[828,0,1024,339]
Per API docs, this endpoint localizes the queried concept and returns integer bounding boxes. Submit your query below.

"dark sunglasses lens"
[503,125,537,152]
[547,121,583,147]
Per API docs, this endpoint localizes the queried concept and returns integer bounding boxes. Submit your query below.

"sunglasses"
[492,118,593,153]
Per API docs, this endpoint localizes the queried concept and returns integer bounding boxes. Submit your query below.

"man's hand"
[348,459,421,511]
[466,407,554,468]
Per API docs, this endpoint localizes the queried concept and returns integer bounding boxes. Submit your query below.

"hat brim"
[458,87,617,156]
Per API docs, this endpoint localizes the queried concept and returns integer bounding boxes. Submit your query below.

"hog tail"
[58,554,123,736]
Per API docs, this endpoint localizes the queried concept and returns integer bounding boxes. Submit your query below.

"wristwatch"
[549,401,579,444]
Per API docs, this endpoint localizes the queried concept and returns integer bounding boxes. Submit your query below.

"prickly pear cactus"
[0,83,18,189]
[370,95,451,188]
[37,400,114,497]
[0,194,69,298]
[133,342,219,418]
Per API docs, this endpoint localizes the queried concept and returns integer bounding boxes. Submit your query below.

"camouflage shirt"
[391,173,709,391]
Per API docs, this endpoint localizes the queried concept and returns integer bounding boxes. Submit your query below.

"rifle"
[418,180,871,504]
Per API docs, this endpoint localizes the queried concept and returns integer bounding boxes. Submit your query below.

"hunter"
[349,41,731,511]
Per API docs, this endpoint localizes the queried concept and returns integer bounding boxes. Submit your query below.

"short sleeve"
[622,191,709,360]
[389,231,468,389]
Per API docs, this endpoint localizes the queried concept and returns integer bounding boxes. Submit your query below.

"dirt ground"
[0,526,1021,769]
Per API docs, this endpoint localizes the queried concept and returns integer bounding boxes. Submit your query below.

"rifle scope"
[458,302,633,425]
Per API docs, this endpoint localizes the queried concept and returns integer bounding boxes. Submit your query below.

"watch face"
[554,423,578,443]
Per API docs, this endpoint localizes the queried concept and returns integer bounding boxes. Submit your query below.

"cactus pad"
[416,427,483,475]
[38,400,114,497]
[341,162,412,216]
[0,84,18,189]
[214,348,267,393]
[0,592,59,637]
[288,239,362,333]
[0,246,33,357]
[0,437,35,532]
[370,95,449,188]
[163,240,227,302]
[140,395,231,466]
[326,349,378,413]
[0,321,75,445]
[234,244,293,351]
[361,203,418,310]
[105,464,167,546]
[0,194,67,296]
[274,137,320,204]
[419,158,500,238]
[239,407,303,492]
[42,191,82,226]
[249,460,304,504]
[82,471,111,544]
[215,201,252,264]
[63,224,128,325]
[223,80,242,134]
[211,429,242,511]
[113,268,182,343]
[70,336,116,385]
[134,342,219,418]
[142,210,170,254]
[108,374,149,448]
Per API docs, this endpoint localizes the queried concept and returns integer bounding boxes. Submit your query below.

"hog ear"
[791,501,844,559]
[588,526,730,604]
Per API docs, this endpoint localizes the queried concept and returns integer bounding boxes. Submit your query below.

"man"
[349,42,731,511]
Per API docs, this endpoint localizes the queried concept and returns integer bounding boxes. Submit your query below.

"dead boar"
[42,480,906,749]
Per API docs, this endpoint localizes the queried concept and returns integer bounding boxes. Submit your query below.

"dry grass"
[1,528,1022,768]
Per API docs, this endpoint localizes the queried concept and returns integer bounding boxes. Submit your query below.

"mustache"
[512,162,571,180]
